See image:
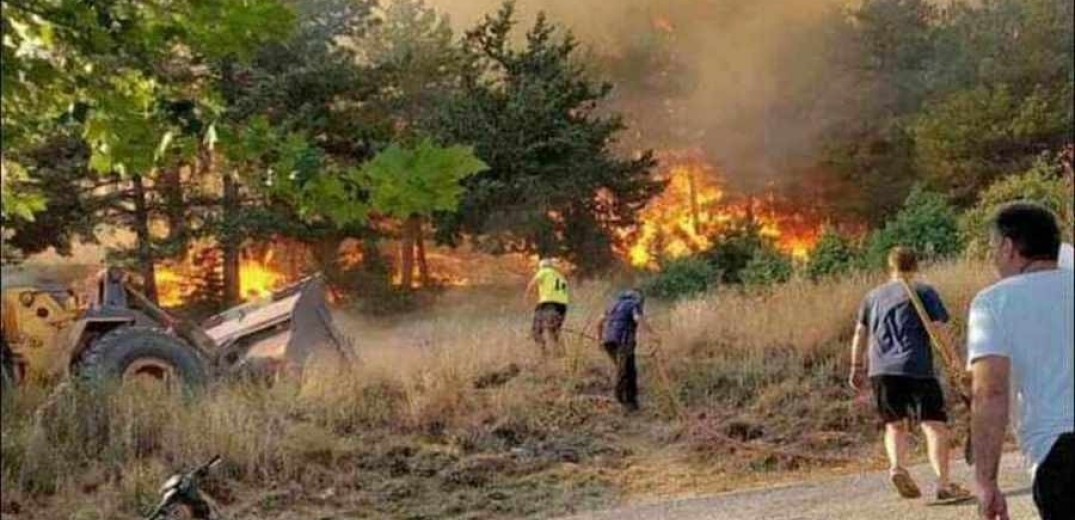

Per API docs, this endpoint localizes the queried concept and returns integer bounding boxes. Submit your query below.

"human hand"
[848,367,865,391]
[976,482,1009,520]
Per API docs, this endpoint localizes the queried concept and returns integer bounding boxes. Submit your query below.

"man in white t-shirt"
[967,202,1074,520]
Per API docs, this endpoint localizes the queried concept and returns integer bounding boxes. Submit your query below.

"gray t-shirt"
[858,280,949,378]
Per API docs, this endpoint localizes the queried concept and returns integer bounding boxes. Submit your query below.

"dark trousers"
[603,341,638,410]
[1034,432,1074,520]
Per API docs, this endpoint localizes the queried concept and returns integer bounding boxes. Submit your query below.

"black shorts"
[870,375,948,424]
[1034,432,1074,520]
[532,302,567,337]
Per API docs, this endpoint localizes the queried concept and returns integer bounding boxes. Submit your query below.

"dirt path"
[562,454,1037,520]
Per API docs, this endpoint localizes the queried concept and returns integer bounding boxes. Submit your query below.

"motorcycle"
[145,455,223,520]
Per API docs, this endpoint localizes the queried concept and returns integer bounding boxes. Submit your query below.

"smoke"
[427,0,860,192]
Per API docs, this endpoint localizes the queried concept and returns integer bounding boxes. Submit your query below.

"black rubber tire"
[77,326,208,390]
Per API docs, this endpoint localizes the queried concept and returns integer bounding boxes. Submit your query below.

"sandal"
[931,482,974,505]
[889,468,922,499]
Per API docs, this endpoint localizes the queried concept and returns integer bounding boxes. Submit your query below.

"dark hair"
[887,246,918,273]
[991,202,1061,261]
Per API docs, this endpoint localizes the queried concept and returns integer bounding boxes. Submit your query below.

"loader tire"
[78,326,208,391]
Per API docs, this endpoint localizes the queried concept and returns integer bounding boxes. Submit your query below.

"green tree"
[640,256,717,301]
[741,247,794,287]
[812,0,940,224]
[359,0,464,139]
[699,219,767,285]
[865,185,962,268]
[912,84,1072,203]
[1,0,294,299]
[804,227,861,280]
[960,153,1074,257]
[212,0,387,301]
[362,138,488,288]
[428,1,662,275]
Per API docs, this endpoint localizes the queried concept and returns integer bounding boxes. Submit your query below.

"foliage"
[740,247,794,287]
[814,0,1074,221]
[865,186,962,268]
[1,135,97,258]
[1,0,295,265]
[804,227,862,280]
[639,256,717,301]
[427,1,662,274]
[363,139,488,219]
[912,84,1072,203]
[698,220,767,285]
[1,0,295,179]
[0,162,45,223]
[960,155,1075,257]
[358,0,464,138]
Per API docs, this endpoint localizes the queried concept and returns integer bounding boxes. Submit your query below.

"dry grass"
[0,259,997,519]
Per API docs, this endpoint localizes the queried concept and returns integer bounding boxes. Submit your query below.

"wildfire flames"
[156,242,294,308]
[152,152,823,303]
[622,151,820,268]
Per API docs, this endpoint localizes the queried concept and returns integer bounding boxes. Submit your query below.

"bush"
[960,156,1075,257]
[804,227,861,280]
[640,256,718,300]
[741,247,794,286]
[699,219,767,284]
[865,185,962,268]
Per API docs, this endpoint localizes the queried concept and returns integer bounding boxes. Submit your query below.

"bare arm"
[849,323,868,389]
[850,323,868,368]
[971,356,1011,490]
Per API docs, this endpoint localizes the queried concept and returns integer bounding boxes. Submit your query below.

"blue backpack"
[603,292,643,344]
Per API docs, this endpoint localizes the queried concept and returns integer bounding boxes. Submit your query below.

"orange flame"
[621,151,820,268]
[156,241,295,307]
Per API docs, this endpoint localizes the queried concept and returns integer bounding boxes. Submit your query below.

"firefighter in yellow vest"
[525,258,569,354]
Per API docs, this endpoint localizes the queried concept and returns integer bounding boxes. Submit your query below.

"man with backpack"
[596,289,654,412]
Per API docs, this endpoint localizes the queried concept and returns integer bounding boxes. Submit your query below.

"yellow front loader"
[1,267,352,394]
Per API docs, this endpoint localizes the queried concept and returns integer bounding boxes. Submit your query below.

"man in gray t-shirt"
[850,247,971,503]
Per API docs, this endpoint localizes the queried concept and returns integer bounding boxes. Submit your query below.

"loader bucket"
[202,276,353,374]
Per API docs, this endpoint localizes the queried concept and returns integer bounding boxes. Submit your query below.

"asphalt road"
[562,455,1038,520]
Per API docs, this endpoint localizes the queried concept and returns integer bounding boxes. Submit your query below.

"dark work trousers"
[1034,431,1074,520]
[602,341,639,411]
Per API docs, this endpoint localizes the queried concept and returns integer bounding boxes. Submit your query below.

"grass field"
[0,260,997,519]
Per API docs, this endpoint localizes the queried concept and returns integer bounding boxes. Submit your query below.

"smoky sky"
[426,0,863,192]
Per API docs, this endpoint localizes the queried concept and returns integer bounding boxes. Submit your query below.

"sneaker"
[889,468,922,499]
[932,482,974,505]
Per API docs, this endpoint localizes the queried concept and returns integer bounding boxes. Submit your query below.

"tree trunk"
[399,216,417,289]
[315,234,343,282]
[131,174,158,303]
[222,171,241,306]
[414,217,430,287]
[159,165,186,247]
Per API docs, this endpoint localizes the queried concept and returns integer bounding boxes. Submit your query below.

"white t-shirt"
[967,269,1075,474]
